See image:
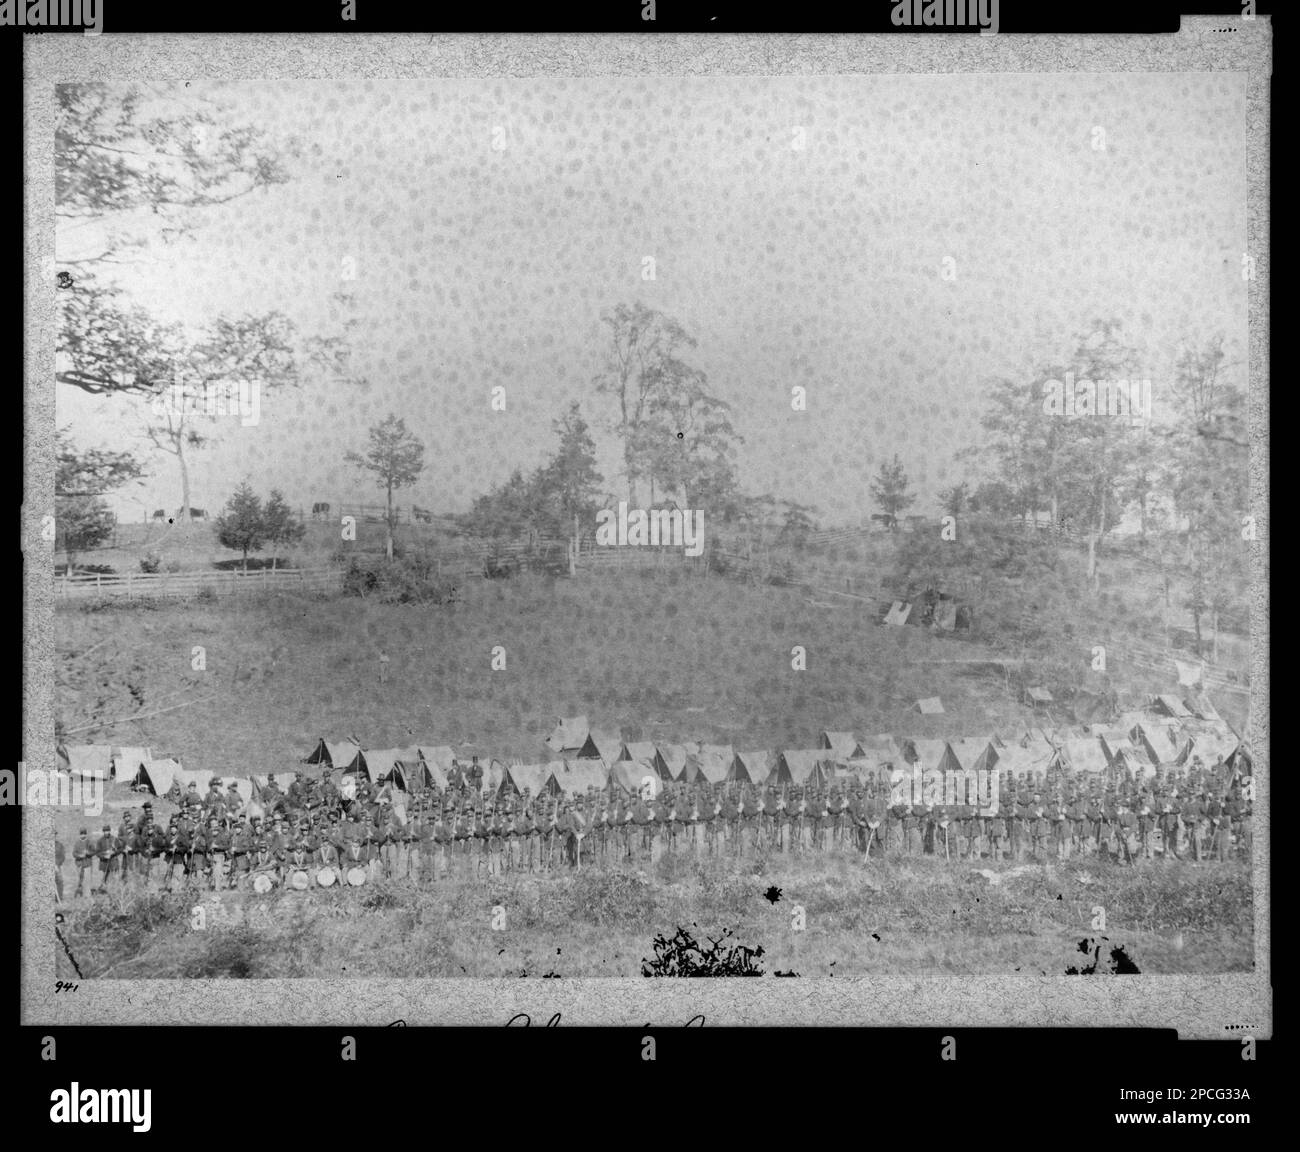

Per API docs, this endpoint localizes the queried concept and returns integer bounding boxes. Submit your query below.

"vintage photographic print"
[26,27,1267,1031]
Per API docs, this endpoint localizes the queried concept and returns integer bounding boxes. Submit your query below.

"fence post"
[96,572,102,595]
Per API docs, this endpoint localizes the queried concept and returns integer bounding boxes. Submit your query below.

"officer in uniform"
[1083,791,1103,858]
[320,770,340,815]
[164,817,188,890]
[208,818,232,889]
[92,824,117,893]
[181,780,203,815]
[188,820,209,888]
[1211,793,1231,860]
[986,793,1007,860]
[224,781,245,823]
[1117,799,1138,865]
[72,827,95,897]
[287,771,307,811]
[227,816,251,889]
[54,831,65,904]
[204,780,227,825]
[147,819,169,885]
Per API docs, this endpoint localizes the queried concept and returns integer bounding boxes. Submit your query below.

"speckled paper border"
[24,22,1270,1035]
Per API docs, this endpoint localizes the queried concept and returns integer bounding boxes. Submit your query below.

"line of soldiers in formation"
[55,757,1253,899]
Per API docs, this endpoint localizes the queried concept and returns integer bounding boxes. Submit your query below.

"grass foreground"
[56,852,1252,980]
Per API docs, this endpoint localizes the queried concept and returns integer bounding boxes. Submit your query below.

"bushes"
[342,555,457,604]
[139,553,161,573]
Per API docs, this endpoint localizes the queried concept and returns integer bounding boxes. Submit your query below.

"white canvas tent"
[989,742,1055,781]
[883,601,912,626]
[132,757,181,797]
[609,759,656,795]
[63,744,115,781]
[771,750,830,788]
[618,741,657,765]
[728,750,771,785]
[584,731,623,761]
[361,748,419,784]
[1153,694,1193,719]
[654,744,690,781]
[819,732,866,760]
[949,736,999,774]
[173,767,215,798]
[543,716,591,756]
[680,747,731,785]
[1098,730,1151,772]
[1184,730,1240,770]
[916,697,945,715]
[1058,738,1110,776]
[304,737,364,772]
[501,761,552,797]
[904,739,963,775]
[544,758,609,796]
[113,747,154,781]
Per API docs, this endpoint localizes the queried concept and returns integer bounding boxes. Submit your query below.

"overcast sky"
[56,73,1247,524]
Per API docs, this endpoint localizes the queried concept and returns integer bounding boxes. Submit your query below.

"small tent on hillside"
[544,758,609,796]
[173,767,215,798]
[989,742,1055,782]
[903,739,963,775]
[1185,695,1223,723]
[1132,721,1185,765]
[360,748,418,785]
[820,732,866,760]
[619,741,657,765]
[132,757,180,797]
[388,753,429,792]
[64,744,115,781]
[728,750,771,785]
[1098,730,1151,773]
[681,747,731,785]
[883,601,912,626]
[916,697,945,715]
[1184,730,1240,770]
[1152,694,1193,719]
[414,746,456,784]
[949,736,999,774]
[500,761,551,797]
[653,744,690,781]
[584,731,623,761]
[771,750,830,788]
[609,759,656,795]
[304,737,364,773]
[858,734,905,762]
[543,716,591,756]
[1058,738,1110,776]
[113,747,153,781]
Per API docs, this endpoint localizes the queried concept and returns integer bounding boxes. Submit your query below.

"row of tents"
[54,694,1251,802]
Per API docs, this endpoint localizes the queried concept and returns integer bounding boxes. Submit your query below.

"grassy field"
[54,852,1252,980]
[51,542,1254,979]
[56,567,1195,769]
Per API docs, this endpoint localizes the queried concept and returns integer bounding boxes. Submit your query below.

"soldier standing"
[208,819,232,890]
[54,832,65,904]
[93,824,121,894]
[230,817,253,890]
[72,827,95,898]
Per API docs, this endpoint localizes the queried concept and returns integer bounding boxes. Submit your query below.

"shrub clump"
[342,556,457,604]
